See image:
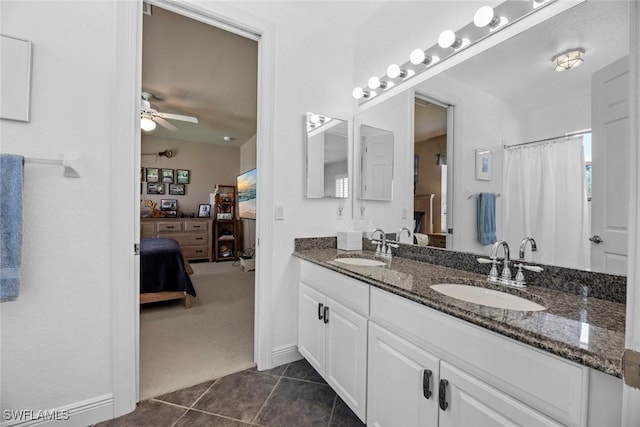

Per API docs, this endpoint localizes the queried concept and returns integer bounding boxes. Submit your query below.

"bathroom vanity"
[293,242,624,426]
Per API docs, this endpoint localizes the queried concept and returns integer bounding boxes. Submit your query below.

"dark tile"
[193,370,278,422]
[329,396,365,427]
[249,363,289,377]
[255,377,336,427]
[283,359,326,384]
[155,380,215,407]
[173,410,250,427]
[95,400,185,427]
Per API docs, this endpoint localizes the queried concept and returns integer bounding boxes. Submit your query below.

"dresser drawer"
[182,245,209,259]
[184,221,209,231]
[157,221,183,232]
[160,232,208,246]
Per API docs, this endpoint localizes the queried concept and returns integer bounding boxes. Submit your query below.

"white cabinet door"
[367,323,439,427]
[438,361,562,427]
[324,297,368,422]
[297,282,326,374]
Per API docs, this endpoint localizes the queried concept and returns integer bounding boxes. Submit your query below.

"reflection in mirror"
[360,124,394,201]
[305,113,349,199]
[413,1,628,274]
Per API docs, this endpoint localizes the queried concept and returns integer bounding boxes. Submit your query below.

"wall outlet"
[402,207,407,219]
[336,205,344,220]
[359,204,366,219]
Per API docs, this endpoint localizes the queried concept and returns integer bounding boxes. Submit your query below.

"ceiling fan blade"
[154,117,178,131]
[156,112,199,123]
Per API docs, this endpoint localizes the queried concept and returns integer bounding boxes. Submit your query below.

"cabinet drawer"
[160,232,207,246]
[184,221,209,231]
[370,287,588,426]
[182,245,209,259]
[157,221,183,232]
[299,260,369,317]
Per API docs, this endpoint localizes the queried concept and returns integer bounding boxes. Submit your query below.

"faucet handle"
[476,258,493,264]
[523,265,544,273]
[478,258,500,281]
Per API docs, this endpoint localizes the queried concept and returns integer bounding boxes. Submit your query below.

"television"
[237,168,257,220]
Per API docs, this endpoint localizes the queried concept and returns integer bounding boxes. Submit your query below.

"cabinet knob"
[423,369,432,399]
[318,303,324,320]
[439,379,449,411]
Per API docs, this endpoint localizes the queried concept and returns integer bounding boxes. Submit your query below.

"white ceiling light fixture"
[553,48,585,71]
[473,6,508,31]
[141,116,156,131]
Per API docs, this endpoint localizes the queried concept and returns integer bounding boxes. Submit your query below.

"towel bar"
[24,154,81,178]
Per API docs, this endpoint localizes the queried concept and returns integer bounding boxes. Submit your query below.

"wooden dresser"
[141,218,212,262]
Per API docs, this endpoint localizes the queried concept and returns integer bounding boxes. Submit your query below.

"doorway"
[138,3,258,400]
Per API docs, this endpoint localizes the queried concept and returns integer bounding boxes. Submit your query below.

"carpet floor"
[139,261,255,400]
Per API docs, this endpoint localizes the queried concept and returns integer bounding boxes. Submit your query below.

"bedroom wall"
[141,135,240,215]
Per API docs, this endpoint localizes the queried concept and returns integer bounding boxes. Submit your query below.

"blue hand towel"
[477,192,497,246]
[1,154,24,302]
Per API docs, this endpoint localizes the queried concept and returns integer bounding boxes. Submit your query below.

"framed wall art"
[146,182,164,194]
[475,149,492,181]
[177,169,190,184]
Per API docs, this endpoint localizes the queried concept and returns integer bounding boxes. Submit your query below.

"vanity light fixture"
[438,30,467,49]
[352,87,371,100]
[409,49,440,66]
[473,6,508,31]
[386,64,407,79]
[141,116,156,131]
[533,0,552,9]
[553,48,585,71]
[368,76,388,90]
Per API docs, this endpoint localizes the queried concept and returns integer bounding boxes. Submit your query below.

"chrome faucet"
[518,237,538,260]
[490,240,512,281]
[370,228,386,254]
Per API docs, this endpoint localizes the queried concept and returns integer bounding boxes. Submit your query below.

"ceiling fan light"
[141,117,156,131]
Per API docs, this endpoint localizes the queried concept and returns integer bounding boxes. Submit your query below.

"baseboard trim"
[271,344,302,368]
[1,394,114,427]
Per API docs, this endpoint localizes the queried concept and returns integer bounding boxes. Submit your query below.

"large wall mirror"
[362,0,629,274]
[305,113,349,199]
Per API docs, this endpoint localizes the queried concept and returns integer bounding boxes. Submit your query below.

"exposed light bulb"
[141,117,156,131]
[438,30,457,48]
[410,49,426,65]
[387,64,409,79]
[474,6,496,27]
[352,87,369,100]
[309,114,321,124]
[368,76,387,90]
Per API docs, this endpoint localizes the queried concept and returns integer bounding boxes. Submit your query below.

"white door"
[591,56,630,274]
[361,130,394,200]
[367,323,439,427]
[297,282,326,375]
[438,361,562,427]
[324,297,368,422]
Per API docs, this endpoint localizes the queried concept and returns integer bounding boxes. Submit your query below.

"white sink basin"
[430,284,546,312]
[333,258,386,267]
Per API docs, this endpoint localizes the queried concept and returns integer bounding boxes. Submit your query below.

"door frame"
[110,0,275,417]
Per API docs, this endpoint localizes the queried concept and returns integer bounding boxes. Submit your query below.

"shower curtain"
[503,136,590,270]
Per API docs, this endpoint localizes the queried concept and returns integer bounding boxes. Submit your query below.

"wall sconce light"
[141,116,156,131]
[368,76,388,90]
[553,48,585,71]
[409,49,440,66]
[352,87,371,100]
[473,6,508,31]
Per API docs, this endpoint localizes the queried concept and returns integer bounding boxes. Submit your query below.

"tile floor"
[96,359,365,427]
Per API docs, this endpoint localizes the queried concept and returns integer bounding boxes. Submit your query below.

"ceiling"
[142,5,258,147]
[419,1,628,113]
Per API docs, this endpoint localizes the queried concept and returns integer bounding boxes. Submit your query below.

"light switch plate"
[275,204,284,220]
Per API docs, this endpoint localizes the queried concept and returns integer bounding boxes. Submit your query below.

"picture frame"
[146,182,164,194]
[177,169,190,184]
[160,199,178,211]
[146,167,160,183]
[475,149,492,181]
[198,204,211,218]
[163,210,177,218]
[169,183,185,195]
[162,168,174,183]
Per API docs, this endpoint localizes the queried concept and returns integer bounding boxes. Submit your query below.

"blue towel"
[477,192,497,246]
[1,154,24,302]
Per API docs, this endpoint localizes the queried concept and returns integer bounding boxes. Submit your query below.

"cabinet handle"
[196,237,204,240]
[318,303,324,320]
[166,226,175,229]
[439,379,449,411]
[323,306,329,324]
[423,370,432,399]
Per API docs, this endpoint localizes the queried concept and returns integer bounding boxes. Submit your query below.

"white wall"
[1,0,116,420]
[141,136,240,215]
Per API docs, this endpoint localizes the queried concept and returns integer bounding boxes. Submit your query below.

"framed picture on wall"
[147,182,164,194]
[161,168,174,183]
[177,169,190,184]
[475,149,492,181]
[198,204,211,218]
[160,199,178,211]
[146,167,160,183]
[169,183,185,195]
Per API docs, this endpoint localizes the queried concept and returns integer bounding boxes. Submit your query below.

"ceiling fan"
[140,92,199,131]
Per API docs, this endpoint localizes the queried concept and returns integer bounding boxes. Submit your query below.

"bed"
[140,237,196,308]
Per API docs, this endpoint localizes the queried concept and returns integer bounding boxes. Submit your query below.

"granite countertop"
[293,248,625,378]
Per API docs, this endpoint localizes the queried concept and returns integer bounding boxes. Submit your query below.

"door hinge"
[134,243,140,255]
